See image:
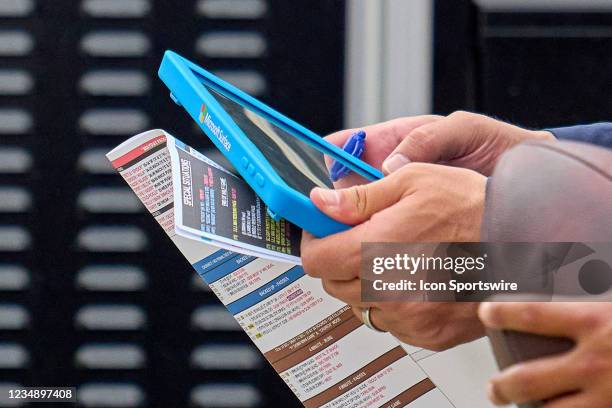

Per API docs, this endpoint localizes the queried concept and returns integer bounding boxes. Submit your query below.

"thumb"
[382,111,484,174]
[310,175,405,225]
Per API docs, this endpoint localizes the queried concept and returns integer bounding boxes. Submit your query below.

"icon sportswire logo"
[199,103,231,151]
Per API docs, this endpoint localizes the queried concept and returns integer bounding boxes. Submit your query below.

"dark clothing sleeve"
[547,123,612,149]
[483,139,612,242]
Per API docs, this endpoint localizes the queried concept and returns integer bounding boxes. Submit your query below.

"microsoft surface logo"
[198,103,231,151]
[199,104,208,124]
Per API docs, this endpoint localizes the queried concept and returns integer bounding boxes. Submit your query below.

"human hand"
[381,111,555,176]
[480,302,612,407]
[300,163,487,350]
[324,115,441,188]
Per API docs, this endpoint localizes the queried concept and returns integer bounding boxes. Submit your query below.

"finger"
[309,169,411,225]
[324,116,442,166]
[352,306,363,322]
[479,302,584,339]
[322,278,361,305]
[368,306,389,332]
[352,306,389,332]
[541,393,587,408]
[488,354,581,405]
[324,128,366,190]
[300,230,316,256]
[329,172,372,190]
[382,111,489,174]
[324,128,358,149]
[300,227,361,280]
[325,116,441,188]
[300,230,315,249]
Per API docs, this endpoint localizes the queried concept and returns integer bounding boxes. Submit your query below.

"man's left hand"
[480,302,612,407]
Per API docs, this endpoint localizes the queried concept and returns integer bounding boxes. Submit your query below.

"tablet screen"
[204,85,333,196]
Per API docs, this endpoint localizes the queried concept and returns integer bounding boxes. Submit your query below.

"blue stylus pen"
[329,130,367,182]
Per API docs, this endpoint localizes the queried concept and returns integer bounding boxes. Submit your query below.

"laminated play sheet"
[107,129,459,408]
[168,136,302,264]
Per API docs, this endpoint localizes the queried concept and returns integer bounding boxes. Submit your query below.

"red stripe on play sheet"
[111,135,167,168]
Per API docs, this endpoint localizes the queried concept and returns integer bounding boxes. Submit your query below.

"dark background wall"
[0,1,342,407]
[434,0,612,128]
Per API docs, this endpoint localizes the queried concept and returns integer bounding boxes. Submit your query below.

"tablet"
[158,50,383,237]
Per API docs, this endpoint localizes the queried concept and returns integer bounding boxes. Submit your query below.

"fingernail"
[382,153,410,173]
[314,188,341,207]
[487,382,507,406]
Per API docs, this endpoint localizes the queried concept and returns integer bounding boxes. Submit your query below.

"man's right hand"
[380,111,555,176]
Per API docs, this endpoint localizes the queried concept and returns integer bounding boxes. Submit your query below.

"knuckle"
[578,309,605,333]
[448,110,473,120]
[395,163,419,179]
[348,185,369,215]
[430,322,470,351]
[449,110,486,134]
[483,303,505,326]
[405,127,435,152]
[427,340,447,352]
[427,334,455,352]
[600,320,612,341]
[300,249,318,277]
[407,125,431,142]
[575,352,605,377]
[371,313,389,331]
[420,325,448,351]
[321,280,334,296]
[510,372,538,400]
[517,304,542,329]
[394,333,411,344]
[386,166,411,187]
[388,329,403,341]
[368,212,385,226]
[389,163,425,191]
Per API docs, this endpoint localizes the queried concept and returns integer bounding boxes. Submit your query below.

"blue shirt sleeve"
[547,123,612,149]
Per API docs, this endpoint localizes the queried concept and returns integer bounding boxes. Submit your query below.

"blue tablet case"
[158,50,383,237]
